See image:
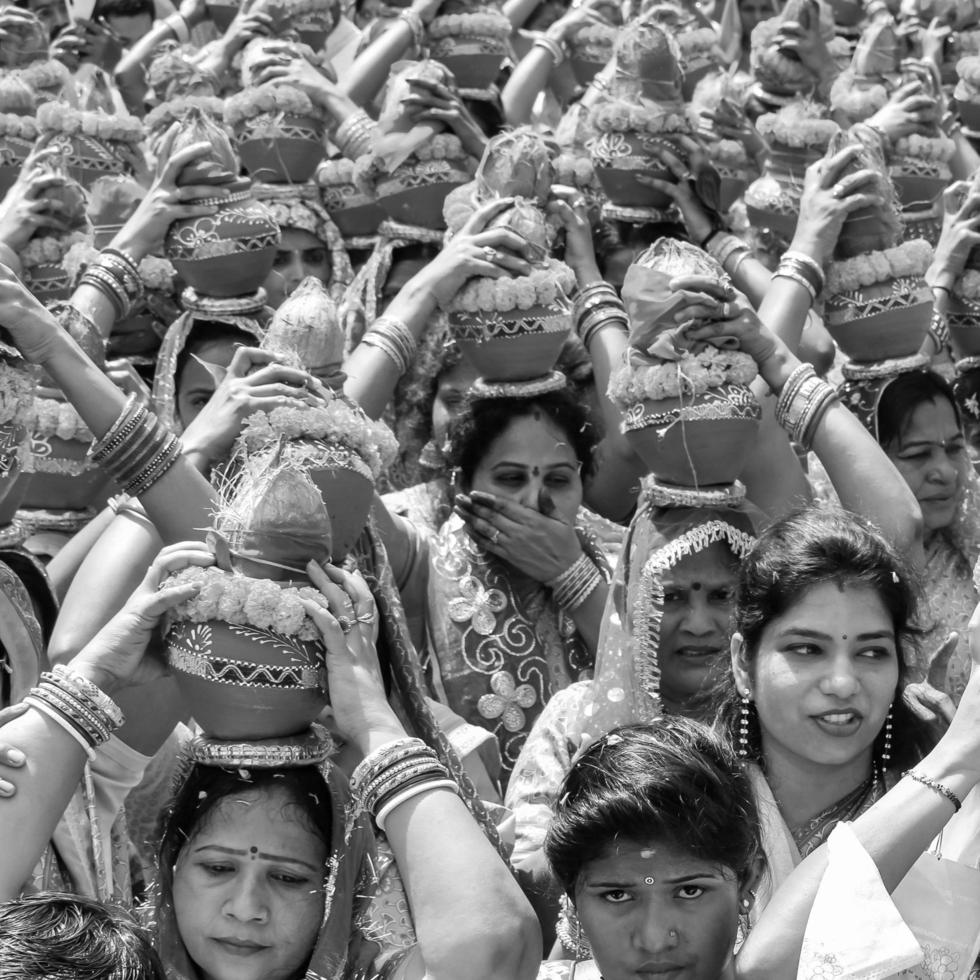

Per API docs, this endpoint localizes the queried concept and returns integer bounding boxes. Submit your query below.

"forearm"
[950,130,980,182]
[343,19,416,106]
[344,275,439,419]
[755,267,812,352]
[729,254,774,309]
[565,581,607,655]
[501,46,555,126]
[68,283,118,340]
[386,788,542,980]
[46,504,117,602]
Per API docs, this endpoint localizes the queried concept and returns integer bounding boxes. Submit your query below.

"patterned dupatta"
[425,514,608,782]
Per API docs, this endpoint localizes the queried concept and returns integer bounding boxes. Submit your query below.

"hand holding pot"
[925,182,980,291]
[682,303,780,371]
[866,79,940,143]
[109,123,231,262]
[0,702,28,798]
[791,144,883,264]
[69,542,215,696]
[402,76,488,161]
[636,138,716,247]
[546,184,599,285]
[0,163,71,253]
[301,562,405,758]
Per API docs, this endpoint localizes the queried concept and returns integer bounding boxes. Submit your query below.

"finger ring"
[832,183,846,199]
[489,528,501,545]
[680,170,694,182]
[482,246,497,262]
[356,613,374,625]
[336,615,353,634]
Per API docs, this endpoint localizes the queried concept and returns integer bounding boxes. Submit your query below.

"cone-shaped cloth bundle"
[612,15,685,104]
[475,127,556,205]
[171,105,241,187]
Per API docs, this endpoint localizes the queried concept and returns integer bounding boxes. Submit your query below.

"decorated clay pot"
[947,294,980,358]
[429,36,507,90]
[592,131,678,209]
[320,179,384,238]
[108,309,162,360]
[165,181,280,298]
[166,618,327,739]
[888,158,950,211]
[745,148,812,244]
[20,435,107,512]
[569,56,605,86]
[450,304,571,381]
[0,426,27,527]
[622,382,763,487]
[0,133,35,199]
[23,263,72,305]
[900,205,942,248]
[304,442,374,561]
[716,163,749,214]
[824,277,933,362]
[236,114,326,184]
[375,157,472,229]
[956,98,980,132]
[48,134,134,189]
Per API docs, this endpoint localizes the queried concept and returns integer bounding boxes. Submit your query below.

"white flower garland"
[830,72,888,122]
[676,26,717,58]
[22,232,89,271]
[826,239,932,294]
[450,260,577,313]
[164,565,324,640]
[756,106,838,149]
[708,138,749,168]
[225,85,326,127]
[30,395,90,442]
[957,55,980,89]
[414,133,465,161]
[145,96,226,137]
[0,112,37,140]
[36,102,143,143]
[318,156,356,185]
[607,347,758,406]
[592,101,690,135]
[554,152,597,187]
[0,358,35,429]
[428,9,511,39]
[891,133,955,162]
[955,269,980,300]
[240,400,397,479]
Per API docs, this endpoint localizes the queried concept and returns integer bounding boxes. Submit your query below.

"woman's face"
[738,0,773,36]
[659,542,736,712]
[734,581,899,778]
[173,787,327,980]
[176,338,239,429]
[470,411,583,524]
[886,397,968,533]
[576,838,742,980]
[263,228,331,309]
[431,359,478,449]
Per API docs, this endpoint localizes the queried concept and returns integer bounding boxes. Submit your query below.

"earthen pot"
[304,443,374,561]
[24,262,72,305]
[745,147,813,244]
[375,157,472,229]
[957,98,980,133]
[205,0,238,31]
[166,617,328,739]
[430,37,507,90]
[592,131,678,209]
[450,303,571,381]
[236,114,326,184]
[569,56,605,86]
[888,159,949,211]
[824,277,933,362]
[48,133,133,190]
[622,382,762,487]
[165,179,280,298]
[320,180,384,238]
[947,294,980,359]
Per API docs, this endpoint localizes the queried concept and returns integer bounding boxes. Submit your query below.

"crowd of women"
[3,0,980,975]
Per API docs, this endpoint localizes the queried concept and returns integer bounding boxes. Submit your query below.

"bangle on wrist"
[904,769,963,812]
[533,34,567,65]
[163,10,190,43]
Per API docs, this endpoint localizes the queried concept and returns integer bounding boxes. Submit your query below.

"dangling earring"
[557,894,592,960]
[738,693,751,759]
[878,703,894,776]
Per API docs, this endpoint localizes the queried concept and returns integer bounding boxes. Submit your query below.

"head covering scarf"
[253,182,354,305]
[151,727,381,980]
[152,288,270,433]
[568,480,759,747]
[0,556,46,706]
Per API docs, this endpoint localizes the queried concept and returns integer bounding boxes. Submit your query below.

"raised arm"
[302,563,541,980]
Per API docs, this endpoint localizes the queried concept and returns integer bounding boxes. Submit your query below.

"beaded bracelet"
[125,433,182,497]
[547,553,603,611]
[362,315,418,376]
[904,770,962,812]
[89,395,144,463]
[79,267,130,320]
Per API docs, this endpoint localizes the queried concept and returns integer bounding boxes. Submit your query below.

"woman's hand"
[636,137,716,246]
[69,542,215,696]
[683,301,780,369]
[220,0,272,57]
[790,144,883,264]
[904,631,959,735]
[547,184,600,285]
[109,123,230,261]
[773,4,833,82]
[701,98,768,163]
[0,162,71,253]
[300,562,405,757]
[925,182,980,290]
[454,489,583,583]
[865,80,940,143]
[180,347,323,468]
[0,263,64,364]
[402,76,488,161]
[250,44,339,107]
[414,197,535,308]
[0,702,28,799]
[920,17,952,71]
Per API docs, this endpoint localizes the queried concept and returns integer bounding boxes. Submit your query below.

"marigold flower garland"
[755,105,839,149]
[427,10,512,39]
[826,239,932,295]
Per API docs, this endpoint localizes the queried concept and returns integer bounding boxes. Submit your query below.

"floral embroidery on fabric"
[478,671,538,732]
[448,576,507,635]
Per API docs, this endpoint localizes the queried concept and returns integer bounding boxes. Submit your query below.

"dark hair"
[93,0,153,17]
[953,367,980,426]
[447,387,598,487]
[545,719,764,897]
[174,322,254,394]
[157,765,333,901]
[877,370,960,449]
[714,506,933,770]
[0,893,165,979]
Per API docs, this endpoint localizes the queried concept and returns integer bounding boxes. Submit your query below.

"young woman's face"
[886,397,968,533]
[263,228,331,309]
[659,543,736,711]
[576,838,742,980]
[173,787,327,980]
[735,581,899,777]
[176,338,240,429]
[470,411,583,524]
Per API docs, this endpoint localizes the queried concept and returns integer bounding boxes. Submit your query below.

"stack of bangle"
[334,109,376,162]
[79,248,144,320]
[547,553,603,611]
[87,394,183,497]
[362,315,418,376]
[774,363,838,451]
[774,251,825,303]
[533,34,567,65]
[398,8,424,52]
[573,281,629,348]
[23,665,125,762]
[705,232,751,275]
[929,307,950,354]
[350,736,459,832]
[162,10,191,42]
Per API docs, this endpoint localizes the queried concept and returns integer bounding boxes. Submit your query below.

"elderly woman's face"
[173,786,327,980]
[263,228,331,309]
